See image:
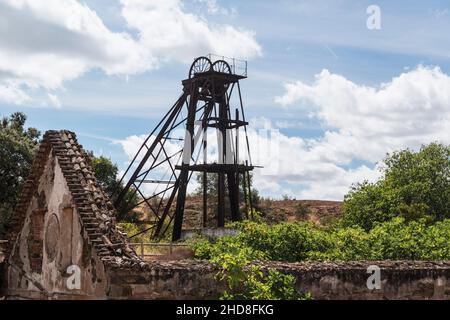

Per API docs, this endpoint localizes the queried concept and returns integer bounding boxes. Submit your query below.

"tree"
[88,153,140,221]
[90,155,119,196]
[195,172,261,222]
[0,112,40,236]
[342,143,450,230]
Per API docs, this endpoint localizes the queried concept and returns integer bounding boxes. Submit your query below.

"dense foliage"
[191,218,450,263]
[342,143,450,230]
[91,155,120,196]
[88,153,140,221]
[0,112,40,236]
[189,234,310,300]
[195,172,262,218]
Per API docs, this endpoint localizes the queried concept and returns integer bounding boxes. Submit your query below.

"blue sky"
[2,0,450,199]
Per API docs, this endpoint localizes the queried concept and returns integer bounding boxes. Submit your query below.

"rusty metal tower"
[114,55,254,241]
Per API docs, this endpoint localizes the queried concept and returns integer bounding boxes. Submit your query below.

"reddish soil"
[181,196,343,228]
[133,196,343,229]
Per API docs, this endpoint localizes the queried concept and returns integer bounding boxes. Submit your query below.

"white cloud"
[0,82,32,105]
[0,0,261,106]
[47,93,62,109]
[243,122,381,200]
[267,66,450,199]
[195,0,236,16]
[120,0,261,63]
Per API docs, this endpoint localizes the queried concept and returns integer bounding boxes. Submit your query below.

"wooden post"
[140,241,144,259]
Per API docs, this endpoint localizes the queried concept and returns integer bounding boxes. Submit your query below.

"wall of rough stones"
[6,155,108,299]
[0,261,4,296]
[180,228,238,241]
[265,261,450,300]
[105,260,450,300]
[106,261,224,299]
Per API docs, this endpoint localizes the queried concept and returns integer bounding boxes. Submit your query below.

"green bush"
[233,221,331,262]
[343,143,450,230]
[0,113,40,236]
[187,236,213,259]
[190,219,450,263]
[118,222,153,243]
[207,237,308,300]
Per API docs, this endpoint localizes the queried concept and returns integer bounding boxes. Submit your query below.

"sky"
[1,0,450,200]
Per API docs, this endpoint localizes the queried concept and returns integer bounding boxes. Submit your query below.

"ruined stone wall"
[267,261,450,300]
[105,260,450,300]
[7,154,108,299]
[106,261,224,299]
[0,261,4,296]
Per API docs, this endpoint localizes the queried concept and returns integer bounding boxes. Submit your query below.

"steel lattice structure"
[114,55,255,241]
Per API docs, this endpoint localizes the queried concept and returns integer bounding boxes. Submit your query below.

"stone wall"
[0,243,5,296]
[180,228,238,241]
[104,260,450,300]
[264,261,450,300]
[6,154,108,299]
[106,261,224,300]
[0,261,4,296]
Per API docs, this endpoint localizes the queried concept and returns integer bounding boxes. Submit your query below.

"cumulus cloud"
[0,82,32,105]
[120,0,261,63]
[47,93,62,109]
[268,66,450,199]
[0,0,261,106]
[195,0,236,16]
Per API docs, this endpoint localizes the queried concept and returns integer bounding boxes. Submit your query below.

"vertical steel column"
[172,85,198,241]
[246,160,254,220]
[217,99,226,228]
[202,107,208,227]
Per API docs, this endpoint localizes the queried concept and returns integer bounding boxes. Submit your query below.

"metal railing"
[129,242,189,259]
[208,53,248,77]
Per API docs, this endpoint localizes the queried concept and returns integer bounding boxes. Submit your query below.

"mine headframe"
[114,55,255,241]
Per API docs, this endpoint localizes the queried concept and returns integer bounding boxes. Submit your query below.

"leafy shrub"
[191,219,450,263]
[0,112,40,237]
[117,222,152,243]
[343,143,450,230]
[187,236,213,259]
[295,203,310,218]
[235,221,332,262]
[208,238,308,300]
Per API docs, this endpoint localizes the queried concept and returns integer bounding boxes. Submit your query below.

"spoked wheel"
[212,60,232,95]
[189,56,212,79]
[212,60,232,74]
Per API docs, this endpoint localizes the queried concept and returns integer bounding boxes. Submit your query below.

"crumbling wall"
[105,260,450,300]
[106,261,224,299]
[264,261,450,300]
[0,261,4,296]
[7,154,107,299]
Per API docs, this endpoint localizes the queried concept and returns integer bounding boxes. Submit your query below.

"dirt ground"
[180,196,343,228]
[134,196,343,229]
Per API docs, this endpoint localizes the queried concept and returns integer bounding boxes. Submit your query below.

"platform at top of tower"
[182,70,247,86]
